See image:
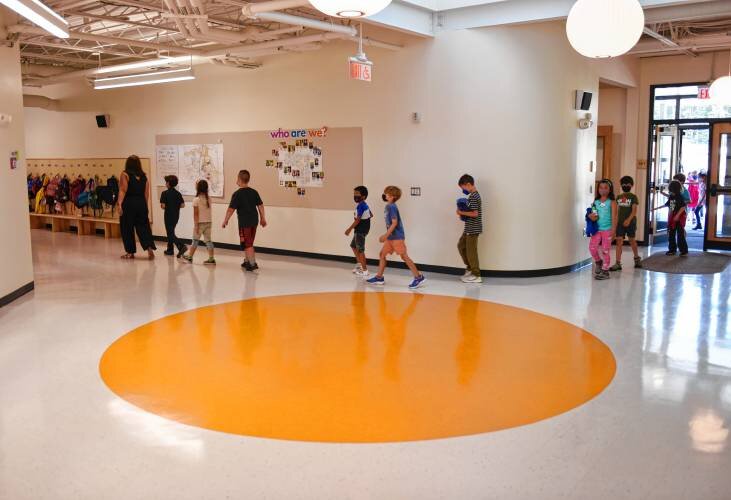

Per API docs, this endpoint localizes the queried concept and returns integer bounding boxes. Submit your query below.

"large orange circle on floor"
[100,292,615,443]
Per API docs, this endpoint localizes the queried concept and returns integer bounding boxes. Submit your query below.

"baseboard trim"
[153,235,591,278]
[0,281,35,308]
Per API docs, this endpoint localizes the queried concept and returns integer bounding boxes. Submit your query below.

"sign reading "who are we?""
[269,127,328,139]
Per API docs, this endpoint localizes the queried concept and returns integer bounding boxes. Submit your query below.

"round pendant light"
[308,0,392,18]
[566,0,645,58]
[710,50,731,104]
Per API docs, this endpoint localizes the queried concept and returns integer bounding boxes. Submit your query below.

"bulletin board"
[26,157,152,181]
[155,127,363,210]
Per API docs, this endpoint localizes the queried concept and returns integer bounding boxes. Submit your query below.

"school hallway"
[0,230,729,499]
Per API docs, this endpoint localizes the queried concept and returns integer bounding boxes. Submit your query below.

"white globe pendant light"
[710,50,731,104]
[308,0,391,18]
[566,0,645,58]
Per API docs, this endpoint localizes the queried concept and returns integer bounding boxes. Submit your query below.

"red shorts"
[239,226,257,249]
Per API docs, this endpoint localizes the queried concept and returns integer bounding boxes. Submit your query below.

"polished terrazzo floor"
[1,230,730,499]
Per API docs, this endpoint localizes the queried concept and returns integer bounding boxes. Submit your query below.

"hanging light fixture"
[709,49,731,104]
[308,0,391,18]
[566,0,645,58]
[93,68,195,90]
[0,0,68,38]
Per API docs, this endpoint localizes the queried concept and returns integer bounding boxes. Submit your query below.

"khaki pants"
[458,233,480,277]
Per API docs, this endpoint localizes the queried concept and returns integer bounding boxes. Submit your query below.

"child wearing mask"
[366,186,426,289]
[345,185,372,277]
[659,180,689,256]
[588,179,617,280]
[610,176,642,271]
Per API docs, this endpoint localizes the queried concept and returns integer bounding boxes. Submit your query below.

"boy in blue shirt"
[345,186,372,277]
[366,185,426,289]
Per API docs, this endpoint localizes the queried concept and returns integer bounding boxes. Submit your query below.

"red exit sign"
[698,86,710,99]
[349,57,372,82]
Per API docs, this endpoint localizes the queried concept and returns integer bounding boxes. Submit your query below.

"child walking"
[588,179,617,280]
[455,174,483,283]
[181,180,215,265]
[610,175,642,271]
[366,186,426,289]
[222,169,266,271]
[159,175,187,257]
[344,185,372,277]
[663,180,689,256]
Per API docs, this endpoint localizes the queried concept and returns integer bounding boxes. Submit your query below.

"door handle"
[711,184,731,196]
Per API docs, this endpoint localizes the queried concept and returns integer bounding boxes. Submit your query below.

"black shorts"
[616,220,637,238]
[350,233,367,252]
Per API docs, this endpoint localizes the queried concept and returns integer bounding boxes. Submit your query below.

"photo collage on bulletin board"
[265,127,327,197]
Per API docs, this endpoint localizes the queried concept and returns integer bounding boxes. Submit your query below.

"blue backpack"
[585,206,599,237]
[457,198,469,222]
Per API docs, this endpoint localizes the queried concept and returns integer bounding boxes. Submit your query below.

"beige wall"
[24,21,638,271]
[0,8,34,299]
[598,86,628,186]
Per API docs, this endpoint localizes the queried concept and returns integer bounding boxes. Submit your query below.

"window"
[654,99,676,120]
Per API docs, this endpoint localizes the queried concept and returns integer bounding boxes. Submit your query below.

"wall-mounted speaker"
[575,91,593,111]
[95,114,110,128]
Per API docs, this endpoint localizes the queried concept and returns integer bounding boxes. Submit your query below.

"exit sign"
[349,57,372,82]
[698,86,710,99]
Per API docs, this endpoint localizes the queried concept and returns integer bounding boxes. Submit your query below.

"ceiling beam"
[64,10,181,33]
[20,52,100,65]
[18,39,148,58]
[642,27,698,57]
[8,24,203,55]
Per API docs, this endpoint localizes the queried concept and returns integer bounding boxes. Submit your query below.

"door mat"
[641,251,731,274]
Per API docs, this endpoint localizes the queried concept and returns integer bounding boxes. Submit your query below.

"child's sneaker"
[241,261,251,270]
[609,263,622,272]
[177,246,188,258]
[204,258,216,265]
[181,255,193,263]
[408,275,427,289]
[680,251,689,257]
[594,270,610,280]
[634,256,643,268]
[462,274,483,284]
[462,269,472,278]
[249,263,259,272]
[366,275,385,286]
[594,261,603,275]
[355,269,370,278]
[665,251,677,256]
[352,266,363,274]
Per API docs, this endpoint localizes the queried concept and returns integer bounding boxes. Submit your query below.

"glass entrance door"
[649,125,680,242]
[705,122,731,250]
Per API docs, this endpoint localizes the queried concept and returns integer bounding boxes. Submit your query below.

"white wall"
[24,21,638,272]
[0,8,34,300]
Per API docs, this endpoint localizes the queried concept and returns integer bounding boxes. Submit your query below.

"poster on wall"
[155,143,224,197]
[266,127,327,196]
[155,145,178,186]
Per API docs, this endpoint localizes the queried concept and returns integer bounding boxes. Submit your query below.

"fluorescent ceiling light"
[93,68,195,90]
[0,0,69,38]
[94,56,194,75]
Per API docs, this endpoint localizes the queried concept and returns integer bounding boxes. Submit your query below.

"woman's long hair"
[124,155,145,178]
[196,179,210,207]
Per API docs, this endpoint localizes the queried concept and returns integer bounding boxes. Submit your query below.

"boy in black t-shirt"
[661,180,689,256]
[159,175,187,257]
[222,169,266,271]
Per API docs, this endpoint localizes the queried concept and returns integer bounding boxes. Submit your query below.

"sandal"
[120,254,135,259]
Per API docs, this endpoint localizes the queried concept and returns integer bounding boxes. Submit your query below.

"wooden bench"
[30,213,121,239]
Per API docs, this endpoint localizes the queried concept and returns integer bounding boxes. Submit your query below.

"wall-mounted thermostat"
[412,112,421,124]
[410,187,421,196]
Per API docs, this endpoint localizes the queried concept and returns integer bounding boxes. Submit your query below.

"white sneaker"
[462,269,472,278]
[352,266,363,274]
[461,274,483,283]
[355,269,370,278]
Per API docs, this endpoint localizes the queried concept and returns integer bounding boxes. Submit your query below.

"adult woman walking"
[118,155,156,259]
